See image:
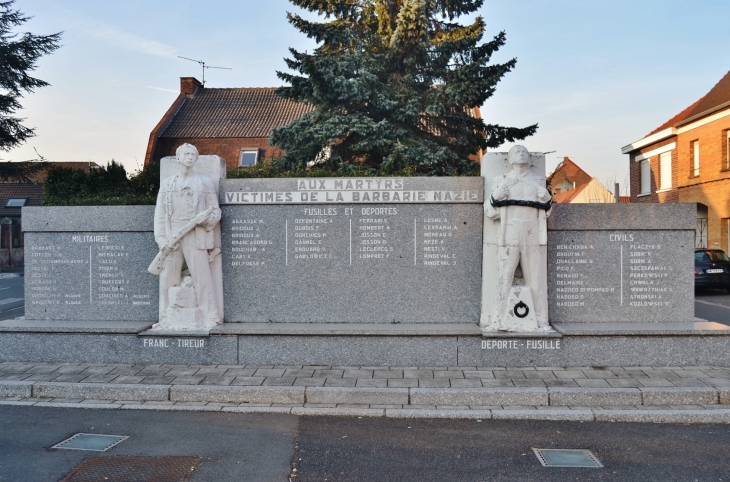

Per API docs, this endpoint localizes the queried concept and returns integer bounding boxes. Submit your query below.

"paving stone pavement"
[2,362,730,388]
[2,362,730,422]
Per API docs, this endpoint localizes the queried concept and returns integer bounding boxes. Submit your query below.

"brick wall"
[153,137,286,170]
[629,137,679,203]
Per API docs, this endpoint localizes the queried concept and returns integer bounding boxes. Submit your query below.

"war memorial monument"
[2,143,729,368]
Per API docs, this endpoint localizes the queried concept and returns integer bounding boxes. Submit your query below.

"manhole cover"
[59,456,203,482]
[52,433,129,452]
[533,449,603,468]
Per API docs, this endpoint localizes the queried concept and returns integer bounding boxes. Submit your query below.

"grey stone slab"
[24,231,159,321]
[554,322,730,335]
[238,336,457,366]
[22,206,155,232]
[0,381,32,397]
[719,389,730,404]
[547,203,696,231]
[593,409,730,423]
[387,379,419,388]
[220,177,484,205]
[0,320,153,333]
[305,387,408,405]
[32,382,168,401]
[170,385,305,404]
[386,409,492,419]
[641,387,719,405]
[213,323,481,336]
[221,406,293,414]
[221,202,482,324]
[491,409,594,421]
[0,333,237,364]
[291,407,385,417]
[457,335,730,367]
[549,388,641,406]
[410,388,548,406]
[548,230,694,323]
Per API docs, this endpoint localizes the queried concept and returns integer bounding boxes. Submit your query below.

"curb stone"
[170,385,304,404]
[0,381,32,398]
[549,388,641,406]
[641,387,719,406]
[32,382,169,402]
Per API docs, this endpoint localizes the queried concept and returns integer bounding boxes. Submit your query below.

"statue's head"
[507,145,530,166]
[176,143,199,167]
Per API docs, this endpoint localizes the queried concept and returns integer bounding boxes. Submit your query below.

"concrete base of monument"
[1,319,730,367]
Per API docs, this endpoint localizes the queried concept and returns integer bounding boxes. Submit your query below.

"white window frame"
[692,140,700,177]
[640,160,651,195]
[239,148,260,167]
[659,151,672,190]
[726,131,730,170]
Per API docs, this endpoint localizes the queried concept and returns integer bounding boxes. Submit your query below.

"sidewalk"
[2,362,730,422]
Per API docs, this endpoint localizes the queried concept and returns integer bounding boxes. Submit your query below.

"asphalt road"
[695,288,730,326]
[0,275,24,321]
[2,406,730,482]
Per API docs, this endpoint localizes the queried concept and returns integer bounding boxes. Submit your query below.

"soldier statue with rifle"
[150,143,222,329]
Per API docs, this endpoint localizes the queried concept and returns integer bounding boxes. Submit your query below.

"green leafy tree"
[270,0,537,175]
[0,0,61,151]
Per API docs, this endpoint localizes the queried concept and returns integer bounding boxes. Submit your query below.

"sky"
[5,0,730,194]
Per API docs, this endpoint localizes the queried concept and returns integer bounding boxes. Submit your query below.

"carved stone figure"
[481,145,552,332]
[149,143,223,331]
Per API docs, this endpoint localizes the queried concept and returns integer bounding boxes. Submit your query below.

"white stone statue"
[149,143,223,331]
[480,145,552,332]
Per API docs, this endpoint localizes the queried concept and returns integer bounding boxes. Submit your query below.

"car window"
[707,251,730,262]
[695,252,710,263]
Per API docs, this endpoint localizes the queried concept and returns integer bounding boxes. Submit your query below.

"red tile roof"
[647,70,730,135]
[0,183,43,217]
[159,88,315,139]
[552,183,588,204]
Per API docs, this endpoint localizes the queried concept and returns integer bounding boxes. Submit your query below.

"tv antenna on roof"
[177,56,232,84]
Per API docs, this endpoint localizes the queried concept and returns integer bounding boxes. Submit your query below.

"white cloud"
[86,24,176,58]
[144,85,178,93]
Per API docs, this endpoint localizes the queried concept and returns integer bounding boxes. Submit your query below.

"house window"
[659,151,672,190]
[640,160,651,195]
[726,131,730,170]
[5,198,26,207]
[239,148,259,167]
[691,140,700,177]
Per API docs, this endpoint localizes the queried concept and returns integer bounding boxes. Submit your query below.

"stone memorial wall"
[23,206,159,321]
[220,177,484,323]
[22,183,696,327]
[547,204,696,323]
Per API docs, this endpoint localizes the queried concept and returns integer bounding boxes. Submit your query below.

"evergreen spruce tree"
[0,1,61,152]
[270,0,537,175]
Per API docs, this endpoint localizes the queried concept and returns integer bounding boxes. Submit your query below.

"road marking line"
[696,299,730,309]
[0,297,22,305]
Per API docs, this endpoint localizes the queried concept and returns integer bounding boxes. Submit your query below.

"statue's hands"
[194,211,210,226]
[161,244,175,256]
[537,188,551,202]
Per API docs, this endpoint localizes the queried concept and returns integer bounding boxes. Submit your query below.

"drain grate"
[533,449,603,468]
[52,433,129,452]
[59,456,203,482]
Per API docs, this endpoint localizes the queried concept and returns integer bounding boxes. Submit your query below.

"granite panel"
[547,230,694,322]
[24,232,158,321]
[170,385,304,404]
[553,322,730,336]
[22,206,154,232]
[548,387,641,406]
[220,177,484,205]
[0,333,237,364]
[0,320,152,333]
[238,336,457,366]
[32,382,168,401]
[212,322,480,336]
[221,203,482,323]
[459,335,730,367]
[547,204,696,231]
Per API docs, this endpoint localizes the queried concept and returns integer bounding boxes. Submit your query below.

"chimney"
[180,77,203,97]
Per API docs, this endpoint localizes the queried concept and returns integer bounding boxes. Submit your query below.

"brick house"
[546,157,616,203]
[144,78,315,170]
[621,70,730,250]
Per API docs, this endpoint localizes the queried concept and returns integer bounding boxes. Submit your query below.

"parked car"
[695,249,730,291]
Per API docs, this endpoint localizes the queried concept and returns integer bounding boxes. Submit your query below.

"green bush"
[43,161,160,206]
